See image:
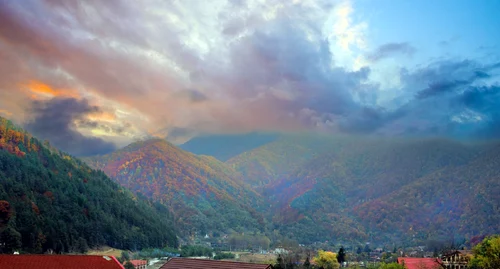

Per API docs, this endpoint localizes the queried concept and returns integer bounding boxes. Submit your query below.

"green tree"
[337,247,346,264]
[469,235,500,269]
[274,254,284,269]
[313,250,340,269]
[124,261,135,269]
[0,227,21,254]
[77,237,88,253]
[120,251,131,262]
[303,255,311,268]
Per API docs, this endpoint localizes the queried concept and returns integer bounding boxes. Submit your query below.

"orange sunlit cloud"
[0,109,12,116]
[21,80,80,99]
[87,111,117,122]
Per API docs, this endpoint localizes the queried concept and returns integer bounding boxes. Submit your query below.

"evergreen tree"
[274,254,284,269]
[303,255,311,268]
[120,251,131,262]
[337,247,346,264]
[0,227,21,254]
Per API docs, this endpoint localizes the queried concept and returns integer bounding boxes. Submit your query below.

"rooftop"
[0,254,125,269]
[160,258,272,269]
[127,259,148,266]
[398,257,442,269]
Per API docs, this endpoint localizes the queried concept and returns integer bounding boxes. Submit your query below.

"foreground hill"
[85,139,266,235]
[0,117,177,254]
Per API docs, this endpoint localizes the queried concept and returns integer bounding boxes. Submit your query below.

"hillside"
[353,142,500,243]
[0,117,178,254]
[85,139,266,236]
[179,132,278,161]
[226,133,342,187]
[228,134,500,244]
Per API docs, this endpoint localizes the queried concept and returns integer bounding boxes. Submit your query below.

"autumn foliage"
[85,138,266,235]
[0,116,178,253]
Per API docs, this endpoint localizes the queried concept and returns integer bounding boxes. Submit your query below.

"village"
[0,231,490,269]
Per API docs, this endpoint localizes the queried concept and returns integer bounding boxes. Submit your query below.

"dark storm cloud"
[25,98,117,156]
[219,18,369,127]
[366,42,416,62]
[338,106,409,134]
[412,60,496,99]
[372,60,500,139]
[416,80,470,99]
[455,85,500,138]
[458,85,500,110]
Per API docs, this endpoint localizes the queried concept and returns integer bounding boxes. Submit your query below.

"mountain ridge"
[84,138,267,236]
[82,132,500,246]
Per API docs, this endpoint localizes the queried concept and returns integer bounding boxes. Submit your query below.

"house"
[398,257,442,269]
[125,259,148,269]
[160,257,272,269]
[273,247,289,254]
[441,250,472,269]
[0,254,125,269]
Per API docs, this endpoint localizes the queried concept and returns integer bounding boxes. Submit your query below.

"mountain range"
[87,132,500,246]
[84,139,266,236]
[2,113,500,252]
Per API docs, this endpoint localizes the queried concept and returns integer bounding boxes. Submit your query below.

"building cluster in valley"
[0,248,474,269]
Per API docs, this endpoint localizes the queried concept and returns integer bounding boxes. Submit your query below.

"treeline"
[0,117,178,254]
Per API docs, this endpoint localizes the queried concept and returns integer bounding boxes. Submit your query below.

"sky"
[1,0,499,156]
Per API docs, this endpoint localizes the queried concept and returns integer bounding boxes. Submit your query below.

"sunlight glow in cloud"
[0,0,499,155]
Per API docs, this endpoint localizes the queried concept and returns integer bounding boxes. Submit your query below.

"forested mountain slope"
[353,142,500,243]
[85,139,266,236]
[0,117,178,254]
[228,134,498,244]
[227,133,342,187]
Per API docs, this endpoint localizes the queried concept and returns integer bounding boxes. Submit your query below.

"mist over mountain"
[179,132,279,161]
[86,132,500,246]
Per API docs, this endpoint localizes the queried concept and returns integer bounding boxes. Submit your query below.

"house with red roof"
[398,257,443,269]
[124,259,147,269]
[160,257,272,269]
[0,254,125,269]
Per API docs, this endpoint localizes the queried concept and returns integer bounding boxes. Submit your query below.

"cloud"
[368,60,500,138]
[414,60,497,99]
[25,98,117,156]
[366,42,416,62]
[416,80,470,99]
[0,0,499,149]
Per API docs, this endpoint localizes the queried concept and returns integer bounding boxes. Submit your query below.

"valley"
[87,131,500,247]
[1,116,500,257]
